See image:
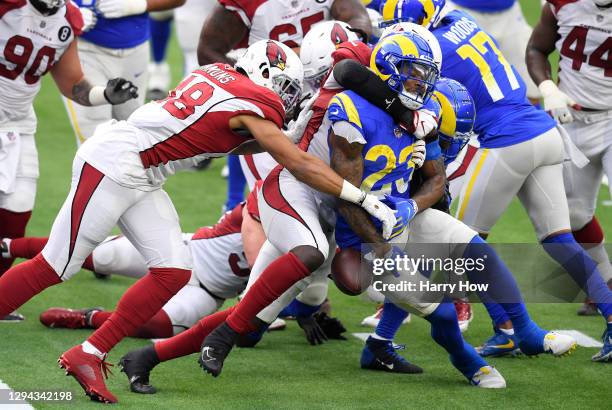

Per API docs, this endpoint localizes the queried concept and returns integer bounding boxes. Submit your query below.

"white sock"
[499,327,515,336]
[371,333,392,341]
[81,341,105,359]
[585,243,612,283]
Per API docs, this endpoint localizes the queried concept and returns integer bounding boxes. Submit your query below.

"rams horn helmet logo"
[266,40,287,71]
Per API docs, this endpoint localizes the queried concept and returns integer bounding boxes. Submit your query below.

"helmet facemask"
[30,0,65,15]
[384,53,439,109]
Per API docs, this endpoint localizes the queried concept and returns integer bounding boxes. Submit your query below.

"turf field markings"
[0,379,36,409]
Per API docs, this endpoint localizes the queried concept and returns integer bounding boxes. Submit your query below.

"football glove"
[79,7,97,32]
[384,195,418,239]
[104,78,139,105]
[314,312,347,340]
[412,108,439,139]
[284,93,316,143]
[297,314,328,345]
[97,0,148,19]
[411,139,426,169]
[360,194,396,240]
[539,80,581,124]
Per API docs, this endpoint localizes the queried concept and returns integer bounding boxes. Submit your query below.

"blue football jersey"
[327,90,427,249]
[74,0,149,49]
[433,10,555,148]
[452,0,515,13]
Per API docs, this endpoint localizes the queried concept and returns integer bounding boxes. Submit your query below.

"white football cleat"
[470,366,506,389]
[268,318,286,331]
[543,332,577,356]
[360,306,411,328]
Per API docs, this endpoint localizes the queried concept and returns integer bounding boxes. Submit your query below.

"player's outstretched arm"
[51,41,138,106]
[331,0,372,41]
[234,114,396,239]
[410,157,446,212]
[197,4,248,65]
[526,4,559,86]
[329,130,390,256]
[241,206,266,269]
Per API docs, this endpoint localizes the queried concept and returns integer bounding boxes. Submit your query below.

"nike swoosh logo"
[494,340,515,349]
[201,347,215,362]
[376,359,394,370]
[134,71,144,78]
[385,98,394,109]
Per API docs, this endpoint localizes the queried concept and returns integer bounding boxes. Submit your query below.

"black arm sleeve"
[333,59,415,131]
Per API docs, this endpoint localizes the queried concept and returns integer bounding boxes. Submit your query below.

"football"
[331,248,372,296]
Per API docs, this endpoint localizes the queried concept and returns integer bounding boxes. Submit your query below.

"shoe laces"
[381,342,408,363]
[99,356,114,380]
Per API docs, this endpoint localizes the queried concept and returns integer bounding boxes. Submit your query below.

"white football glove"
[285,91,318,143]
[412,108,439,139]
[360,194,397,240]
[96,0,148,19]
[79,7,97,32]
[539,80,581,124]
[411,139,426,169]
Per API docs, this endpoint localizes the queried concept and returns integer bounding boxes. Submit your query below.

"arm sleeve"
[332,59,415,131]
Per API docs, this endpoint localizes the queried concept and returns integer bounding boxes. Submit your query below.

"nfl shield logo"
[393,127,403,138]
[40,21,46,28]
[597,15,604,22]
[291,0,298,7]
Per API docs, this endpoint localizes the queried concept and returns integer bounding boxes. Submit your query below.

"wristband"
[88,86,107,106]
[339,180,366,205]
[538,79,557,96]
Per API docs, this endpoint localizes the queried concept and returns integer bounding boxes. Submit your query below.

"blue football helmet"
[371,32,440,109]
[433,77,475,165]
[379,0,446,29]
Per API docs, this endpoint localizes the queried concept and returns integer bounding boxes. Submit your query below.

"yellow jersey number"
[361,144,416,195]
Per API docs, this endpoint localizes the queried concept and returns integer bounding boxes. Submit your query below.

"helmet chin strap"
[29,0,63,16]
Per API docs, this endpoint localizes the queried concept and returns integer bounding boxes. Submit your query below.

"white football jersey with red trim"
[550,0,612,110]
[0,0,82,133]
[77,64,285,190]
[190,203,249,299]
[220,0,334,48]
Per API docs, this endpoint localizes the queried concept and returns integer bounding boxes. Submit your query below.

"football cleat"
[360,336,423,374]
[58,345,117,404]
[39,307,102,329]
[591,326,612,363]
[360,305,411,328]
[198,322,238,377]
[268,318,286,331]
[476,328,521,357]
[542,332,577,356]
[469,366,506,388]
[577,299,599,316]
[454,299,473,333]
[1,311,24,322]
[119,345,160,394]
[0,238,10,258]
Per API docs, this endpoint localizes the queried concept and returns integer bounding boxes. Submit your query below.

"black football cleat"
[198,322,238,377]
[119,345,160,394]
[361,336,423,374]
[1,311,25,322]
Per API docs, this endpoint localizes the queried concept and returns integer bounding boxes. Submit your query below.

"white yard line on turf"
[353,330,603,348]
[0,379,35,409]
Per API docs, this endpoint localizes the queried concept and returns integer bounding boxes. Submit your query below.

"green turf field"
[1,1,611,408]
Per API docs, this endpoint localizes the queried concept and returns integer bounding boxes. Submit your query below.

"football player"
[0,0,137,320]
[445,0,541,103]
[0,40,396,403]
[379,0,612,363]
[526,0,612,322]
[65,0,184,144]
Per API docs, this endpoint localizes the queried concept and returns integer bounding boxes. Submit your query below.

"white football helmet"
[593,0,612,7]
[235,39,304,117]
[30,0,65,15]
[300,20,359,93]
[380,22,443,72]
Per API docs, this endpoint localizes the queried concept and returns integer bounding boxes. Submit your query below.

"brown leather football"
[331,248,372,296]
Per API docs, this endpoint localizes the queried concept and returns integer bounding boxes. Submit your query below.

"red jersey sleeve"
[65,1,84,36]
[0,0,26,19]
[235,85,286,129]
[218,0,266,27]
[332,41,372,67]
